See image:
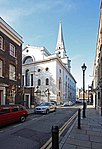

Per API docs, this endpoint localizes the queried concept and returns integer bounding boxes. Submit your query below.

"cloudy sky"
[0,0,100,89]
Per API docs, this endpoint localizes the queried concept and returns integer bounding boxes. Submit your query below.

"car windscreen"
[40,103,49,106]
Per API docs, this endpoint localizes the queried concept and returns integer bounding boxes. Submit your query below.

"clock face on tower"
[23,56,33,64]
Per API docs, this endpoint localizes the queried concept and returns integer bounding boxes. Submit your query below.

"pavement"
[59,105,102,149]
[27,108,34,115]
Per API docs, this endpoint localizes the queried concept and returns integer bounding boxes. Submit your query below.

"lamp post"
[81,63,87,118]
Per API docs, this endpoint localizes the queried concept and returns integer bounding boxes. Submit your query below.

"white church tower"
[55,22,71,72]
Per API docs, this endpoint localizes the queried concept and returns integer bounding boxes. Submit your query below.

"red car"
[0,104,28,127]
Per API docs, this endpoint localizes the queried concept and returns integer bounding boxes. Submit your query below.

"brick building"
[0,17,23,105]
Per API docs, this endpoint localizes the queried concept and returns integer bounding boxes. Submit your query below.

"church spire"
[56,22,65,51]
[100,0,102,16]
[100,0,102,9]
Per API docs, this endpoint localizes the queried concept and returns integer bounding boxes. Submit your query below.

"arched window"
[25,69,30,86]
[23,56,33,64]
[38,79,41,86]
[46,78,49,85]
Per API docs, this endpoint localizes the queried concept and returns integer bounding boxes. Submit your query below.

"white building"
[22,22,76,108]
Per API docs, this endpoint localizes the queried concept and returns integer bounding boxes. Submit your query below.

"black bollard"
[83,102,86,118]
[52,126,59,149]
[77,108,81,129]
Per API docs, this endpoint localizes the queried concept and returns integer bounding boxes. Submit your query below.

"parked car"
[63,101,73,106]
[50,101,57,109]
[0,104,28,127]
[34,102,56,114]
[76,99,87,104]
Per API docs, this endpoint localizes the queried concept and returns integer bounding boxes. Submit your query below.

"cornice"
[0,17,23,46]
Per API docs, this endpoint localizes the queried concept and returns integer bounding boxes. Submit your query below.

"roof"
[0,17,23,46]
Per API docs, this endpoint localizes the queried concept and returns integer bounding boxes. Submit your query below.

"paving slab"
[69,133,89,141]
[66,138,91,148]
[91,142,102,149]
[60,105,102,149]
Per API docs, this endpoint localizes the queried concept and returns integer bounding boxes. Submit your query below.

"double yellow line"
[40,111,77,149]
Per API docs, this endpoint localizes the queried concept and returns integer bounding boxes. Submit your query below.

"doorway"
[24,94,30,108]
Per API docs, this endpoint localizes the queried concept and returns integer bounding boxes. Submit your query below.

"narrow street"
[0,106,80,149]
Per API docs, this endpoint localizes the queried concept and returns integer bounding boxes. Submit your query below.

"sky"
[0,0,101,89]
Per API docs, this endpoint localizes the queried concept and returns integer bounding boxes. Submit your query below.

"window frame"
[9,64,16,80]
[9,43,16,57]
[0,36,3,50]
[0,59,3,77]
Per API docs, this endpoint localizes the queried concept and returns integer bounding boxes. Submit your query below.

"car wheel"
[20,115,26,122]
[46,109,49,114]
[54,108,56,112]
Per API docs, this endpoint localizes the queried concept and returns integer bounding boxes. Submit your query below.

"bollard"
[52,126,59,149]
[77,108,81,129]
[83,102,86,118]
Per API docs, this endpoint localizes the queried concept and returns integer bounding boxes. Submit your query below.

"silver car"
[34,102,56,114]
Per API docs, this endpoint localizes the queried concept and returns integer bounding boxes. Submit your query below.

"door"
[24,94,30,108]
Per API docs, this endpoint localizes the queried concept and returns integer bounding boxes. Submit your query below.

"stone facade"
[93,1,102,115]
[22,23,76,108]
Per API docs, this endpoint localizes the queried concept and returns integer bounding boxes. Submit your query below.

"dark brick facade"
[0,30,22,104]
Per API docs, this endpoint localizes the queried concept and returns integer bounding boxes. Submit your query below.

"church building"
[22,22,76,108]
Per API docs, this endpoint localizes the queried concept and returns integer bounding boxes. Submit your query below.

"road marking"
[32,115,45,121]
[32,118,38,120]
[40,111,78,149]
[13,124,22,128]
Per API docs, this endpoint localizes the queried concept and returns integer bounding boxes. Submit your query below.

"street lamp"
[45,88,50,102]
[81,63,87,118]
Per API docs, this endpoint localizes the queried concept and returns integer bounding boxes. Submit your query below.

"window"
[0,59,3,77]
[59,69,61,73]
[38,79,41,86]
[22,75,24,86]
[45,67,49,71]
[0,108,10,115]
[10,43,15,57]
[9,64,16,80]
[38,69,41,72]
[23,56,33,64]
[59,77,61,90]
[0,36,3,50]
[31,74,33,86]
[25,69,30,86]
[12,107,19,112]
[46,78,49,85]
